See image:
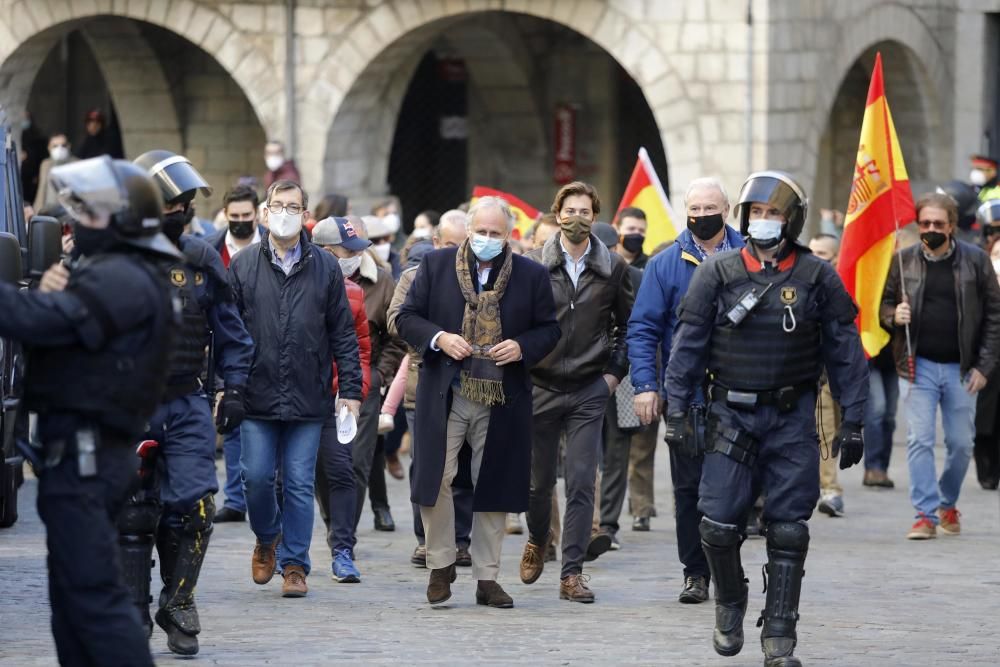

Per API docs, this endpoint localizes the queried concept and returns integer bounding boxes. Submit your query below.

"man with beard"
[627,177,744,603]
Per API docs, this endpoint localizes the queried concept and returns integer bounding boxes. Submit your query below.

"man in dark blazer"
[397,196,560,608]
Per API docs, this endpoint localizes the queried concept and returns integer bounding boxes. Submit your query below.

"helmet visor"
[977,200,1000,226]
[50,156,124,225]
[148,155,212,202]
[737,174,803,222]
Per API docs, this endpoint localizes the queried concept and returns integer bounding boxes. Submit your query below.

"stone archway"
[300,2,702,204]
[0,0,282,140]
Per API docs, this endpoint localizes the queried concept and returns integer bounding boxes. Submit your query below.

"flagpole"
[876,52,916,382]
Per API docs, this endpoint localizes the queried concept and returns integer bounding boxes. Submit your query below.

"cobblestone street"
[1,437,998,666]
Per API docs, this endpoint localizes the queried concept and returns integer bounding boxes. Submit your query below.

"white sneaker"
[817,493,845,517]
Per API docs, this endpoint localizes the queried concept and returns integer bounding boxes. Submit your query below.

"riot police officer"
[664,171,868,667]
[129,150,254,655]
[0,156,178,666]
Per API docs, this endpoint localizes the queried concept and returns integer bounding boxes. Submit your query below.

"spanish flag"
[616,147,680,254]
[470,186,540,241]
[836,52,915,357]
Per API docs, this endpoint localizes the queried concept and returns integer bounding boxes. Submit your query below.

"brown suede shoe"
[427,564,457,605]
[560,574,595,603]
[475,580,514,608]
[251,535,280,585]
[281,565,308,598]
[520,532,550,585]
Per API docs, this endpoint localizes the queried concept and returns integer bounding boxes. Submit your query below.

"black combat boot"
[700,517,749,656]
[117,498,161,637]
[758,521,809,667]
[155,495,215,656]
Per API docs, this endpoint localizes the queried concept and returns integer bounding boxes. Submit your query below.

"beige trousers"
[817,382,843,494]
[420,394,506,581]
[627,425,659,517]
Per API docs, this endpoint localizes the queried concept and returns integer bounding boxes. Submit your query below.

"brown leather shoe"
[281,565,308,598]
[476,580,514,608]
[426,564,456,605]
[251,535,280,585]
[560,574,595,603]
[520,533,550,585]
[385,452,405,480]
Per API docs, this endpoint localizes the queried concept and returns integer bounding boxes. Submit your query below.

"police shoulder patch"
[170,268,187,287]
[780,286,797,305]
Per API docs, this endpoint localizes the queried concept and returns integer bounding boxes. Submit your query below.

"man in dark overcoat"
[397,195,560,608]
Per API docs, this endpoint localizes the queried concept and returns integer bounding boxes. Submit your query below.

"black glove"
[216,387,246,435]
[832,421,864,470]
[664,412,689,452]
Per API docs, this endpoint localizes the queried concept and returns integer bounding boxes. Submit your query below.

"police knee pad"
[700,516,743,548]
[765,521,809,552]
[118,500,161,535]
[180,494,216,535]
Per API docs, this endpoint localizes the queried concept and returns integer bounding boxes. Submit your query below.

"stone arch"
[0,0,281,139]
[301,1,700,203]
[801,3,950,209]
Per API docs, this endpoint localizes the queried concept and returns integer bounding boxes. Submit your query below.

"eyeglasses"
[267,202,303,215]
[916,220,949,230]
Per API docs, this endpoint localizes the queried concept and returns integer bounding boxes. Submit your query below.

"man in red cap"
[970,155,1000,202]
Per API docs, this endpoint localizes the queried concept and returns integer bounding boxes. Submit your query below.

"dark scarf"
[454,239,513,406]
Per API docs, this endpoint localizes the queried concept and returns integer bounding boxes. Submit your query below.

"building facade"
[1,0,997,231]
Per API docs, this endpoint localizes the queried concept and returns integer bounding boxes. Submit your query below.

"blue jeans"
[240,419,323,574]
[863,360,899,473]
[222,428,246,512]
[900,358,976,521]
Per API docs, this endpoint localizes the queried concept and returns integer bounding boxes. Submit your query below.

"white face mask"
[50,145,70,162]
[265,155,284,172]
[338,254,362,277]
[268,210,302,239]
[411,227,431,239]
[748,218,783,243]
[970,169,988,187]
[373,243,391,262]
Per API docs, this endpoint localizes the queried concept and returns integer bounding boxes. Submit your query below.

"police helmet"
[133,149,212,206]
[978,199,1000,241]
[936,180,978,229]
[733,170,808,241]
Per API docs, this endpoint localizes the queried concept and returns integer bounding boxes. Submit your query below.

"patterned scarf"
[454,239,513,406]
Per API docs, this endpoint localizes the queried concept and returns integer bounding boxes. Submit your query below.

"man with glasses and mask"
[626,177,744,605]
[230,179,363,598]
[666,171,867,666]
[881,192,1000,539]
[519,181,635,604]
[133,150,254,655]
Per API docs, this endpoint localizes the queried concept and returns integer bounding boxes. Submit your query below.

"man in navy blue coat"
[627,177,745,605]
[397,196,560,608]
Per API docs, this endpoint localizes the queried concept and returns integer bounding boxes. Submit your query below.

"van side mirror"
[28,216,62,278]
[0,232,23,285]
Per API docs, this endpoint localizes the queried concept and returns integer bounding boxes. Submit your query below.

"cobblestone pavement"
[1,436,998,666]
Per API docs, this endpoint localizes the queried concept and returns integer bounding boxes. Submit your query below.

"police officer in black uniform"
[129,149,254,655]
[664,171,868,667]
[0,156,179,666]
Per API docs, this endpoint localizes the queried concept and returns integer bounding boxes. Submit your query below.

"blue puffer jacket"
[627,226,745,396]
[230,229,363,420]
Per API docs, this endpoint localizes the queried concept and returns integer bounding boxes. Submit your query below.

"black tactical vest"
[164,261,211,392]
[23,254,175,437]
[709,251,824,391]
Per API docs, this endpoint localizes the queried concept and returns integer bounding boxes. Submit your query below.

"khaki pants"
[817,382,842,494]
[420,395,505,581]
[627,425,658,518]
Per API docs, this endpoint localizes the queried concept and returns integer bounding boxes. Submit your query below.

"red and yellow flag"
[616,147,680,254]
[836,52,915,357]
[470,186,539,241]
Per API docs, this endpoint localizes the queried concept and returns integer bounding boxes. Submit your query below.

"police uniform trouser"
[37,440,155,667]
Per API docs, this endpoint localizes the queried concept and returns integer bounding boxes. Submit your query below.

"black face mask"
[229,220,255,240]
[687,213,725,241]
[73,224,113,257]
[621,233,645,254]
[162,210,187,245]
[920,231,948,250]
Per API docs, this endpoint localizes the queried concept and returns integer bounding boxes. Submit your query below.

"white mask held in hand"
[748,218,783,248]
[265,155,284,172]
[373,243,391,262]
[268,210,302,239]
[337,405,357,444]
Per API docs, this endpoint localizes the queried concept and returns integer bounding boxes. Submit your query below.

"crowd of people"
[7,133,1000,666]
